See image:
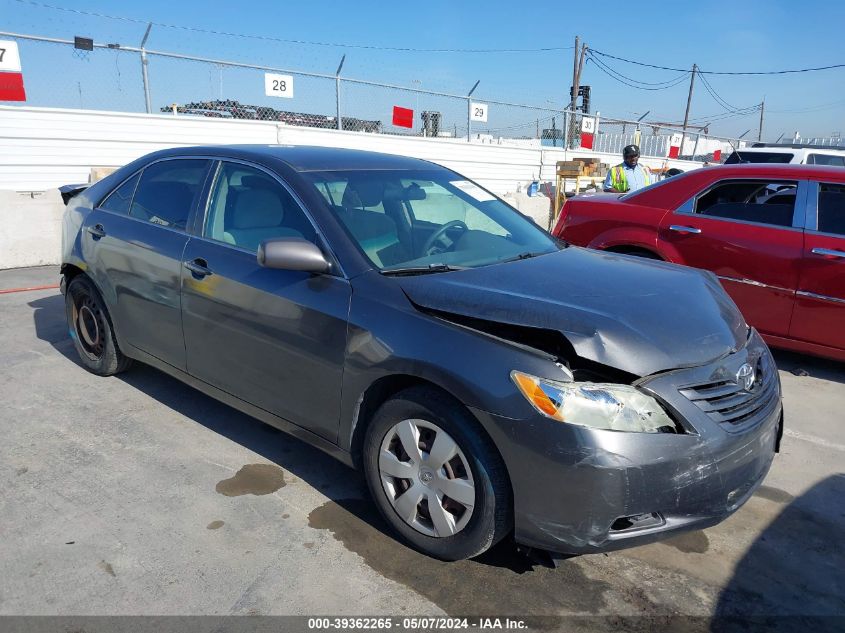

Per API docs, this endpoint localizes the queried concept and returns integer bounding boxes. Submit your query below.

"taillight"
[551,203,568,237]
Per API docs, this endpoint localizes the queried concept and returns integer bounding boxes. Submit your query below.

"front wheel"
[65,275,133,376]
[363,386,511,560]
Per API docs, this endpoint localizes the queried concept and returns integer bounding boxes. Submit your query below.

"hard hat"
[623,144,640,157]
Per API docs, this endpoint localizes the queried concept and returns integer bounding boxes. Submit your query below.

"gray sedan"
[60,145,782,560]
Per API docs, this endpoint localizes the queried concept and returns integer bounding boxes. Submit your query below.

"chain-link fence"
[0,30,747,159]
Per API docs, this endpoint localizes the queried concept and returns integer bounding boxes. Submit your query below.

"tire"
[363,386,511,560]
[65,275,133,376]
[610,247,661,260]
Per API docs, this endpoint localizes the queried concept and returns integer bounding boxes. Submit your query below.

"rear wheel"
[65,276,132,376]
[363,386,511,560]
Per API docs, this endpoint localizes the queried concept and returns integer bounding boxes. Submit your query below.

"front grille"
[679,354,778,427]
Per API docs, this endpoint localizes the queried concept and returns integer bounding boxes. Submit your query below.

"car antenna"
[726,137,745,164]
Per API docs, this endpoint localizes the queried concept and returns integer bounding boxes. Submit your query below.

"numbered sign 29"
[264,73,294,98]
[470,102,488,122]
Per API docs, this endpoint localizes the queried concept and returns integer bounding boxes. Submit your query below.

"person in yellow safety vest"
[603,144,652,193]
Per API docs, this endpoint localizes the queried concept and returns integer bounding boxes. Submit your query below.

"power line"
[697,73,737,111]
[586,54,690,91]
[585,52,690,86]
[11,0,574,53]
[768,98,845,114]
[590,48,845,75]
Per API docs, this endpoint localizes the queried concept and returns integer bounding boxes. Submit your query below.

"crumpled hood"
[398,247,747,376]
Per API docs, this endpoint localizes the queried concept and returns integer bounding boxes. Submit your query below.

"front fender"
[337,275,564,453]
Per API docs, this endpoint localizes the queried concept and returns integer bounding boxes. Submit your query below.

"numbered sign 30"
[470,102,488,122]
[581,117,596,134]
[264,73,294,99]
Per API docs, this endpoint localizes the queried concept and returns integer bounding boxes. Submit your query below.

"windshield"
[306,169,560,271]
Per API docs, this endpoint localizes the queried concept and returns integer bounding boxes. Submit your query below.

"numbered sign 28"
[581,117,596,134]
[264,73,294,99]
[470,102,488,122]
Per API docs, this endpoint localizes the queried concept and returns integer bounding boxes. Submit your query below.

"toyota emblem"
[737,363,756,392]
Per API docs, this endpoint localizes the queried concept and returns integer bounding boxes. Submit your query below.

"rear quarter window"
[98,172,140,215]
[807,154,845,167]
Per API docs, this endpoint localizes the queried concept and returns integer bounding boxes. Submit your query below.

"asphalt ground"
[1,265,843,630]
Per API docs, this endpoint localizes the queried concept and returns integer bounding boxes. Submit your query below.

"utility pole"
[681,64,697,144]
[569,43,587,147]
[568,36,580,147]
[758,98,765,142]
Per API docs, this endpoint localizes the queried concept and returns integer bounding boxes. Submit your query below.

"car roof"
[750,143,845,152]
[698,163,845,180]
[151,144,441,172]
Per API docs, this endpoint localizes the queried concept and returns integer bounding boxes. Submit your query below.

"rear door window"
[694,180,798,227]
[129,159,211,230]
[817,183,845,235]
[99,172,140,215]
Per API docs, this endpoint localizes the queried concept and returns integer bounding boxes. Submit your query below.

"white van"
[724,143,845,166]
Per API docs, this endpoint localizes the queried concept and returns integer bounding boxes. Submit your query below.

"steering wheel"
[421,220,468,256]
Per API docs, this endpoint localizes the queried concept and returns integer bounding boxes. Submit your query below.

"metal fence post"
[692,132,702,160]
[335,55,345,131]
[466,98,471,142]
[140,23,153,114]
[466,80,480,143]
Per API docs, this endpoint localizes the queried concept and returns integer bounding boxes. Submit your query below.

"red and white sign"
[0,41,26,101]
[392,106,414,128]
[580,117,596,150]
[712,149,722,162]
[668,133,683,159]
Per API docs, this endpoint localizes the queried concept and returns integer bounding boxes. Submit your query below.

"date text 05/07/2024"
[307,617,529,630]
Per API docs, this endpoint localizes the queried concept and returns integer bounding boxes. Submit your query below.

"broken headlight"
[511,371,674,433]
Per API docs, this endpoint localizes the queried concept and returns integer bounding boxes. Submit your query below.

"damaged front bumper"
[473,330,782,555]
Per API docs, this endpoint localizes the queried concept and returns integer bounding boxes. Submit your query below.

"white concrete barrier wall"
[0,106,706,269]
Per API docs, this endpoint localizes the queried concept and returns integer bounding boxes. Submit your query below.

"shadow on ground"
[771,349,845,385]
[713,474,845,631]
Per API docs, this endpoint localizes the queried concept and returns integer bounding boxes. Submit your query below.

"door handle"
[669,225,702,235]
[811,247,845,259]
[184,258,213,277]
[87,224,106,239]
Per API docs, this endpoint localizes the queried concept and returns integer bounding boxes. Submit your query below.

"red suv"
[552,164,845,362]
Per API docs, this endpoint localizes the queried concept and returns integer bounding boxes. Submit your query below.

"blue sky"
[2,0,844,139]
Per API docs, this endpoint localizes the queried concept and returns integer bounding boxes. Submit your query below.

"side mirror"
[257,238,331,274]
[404,182,427,200]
